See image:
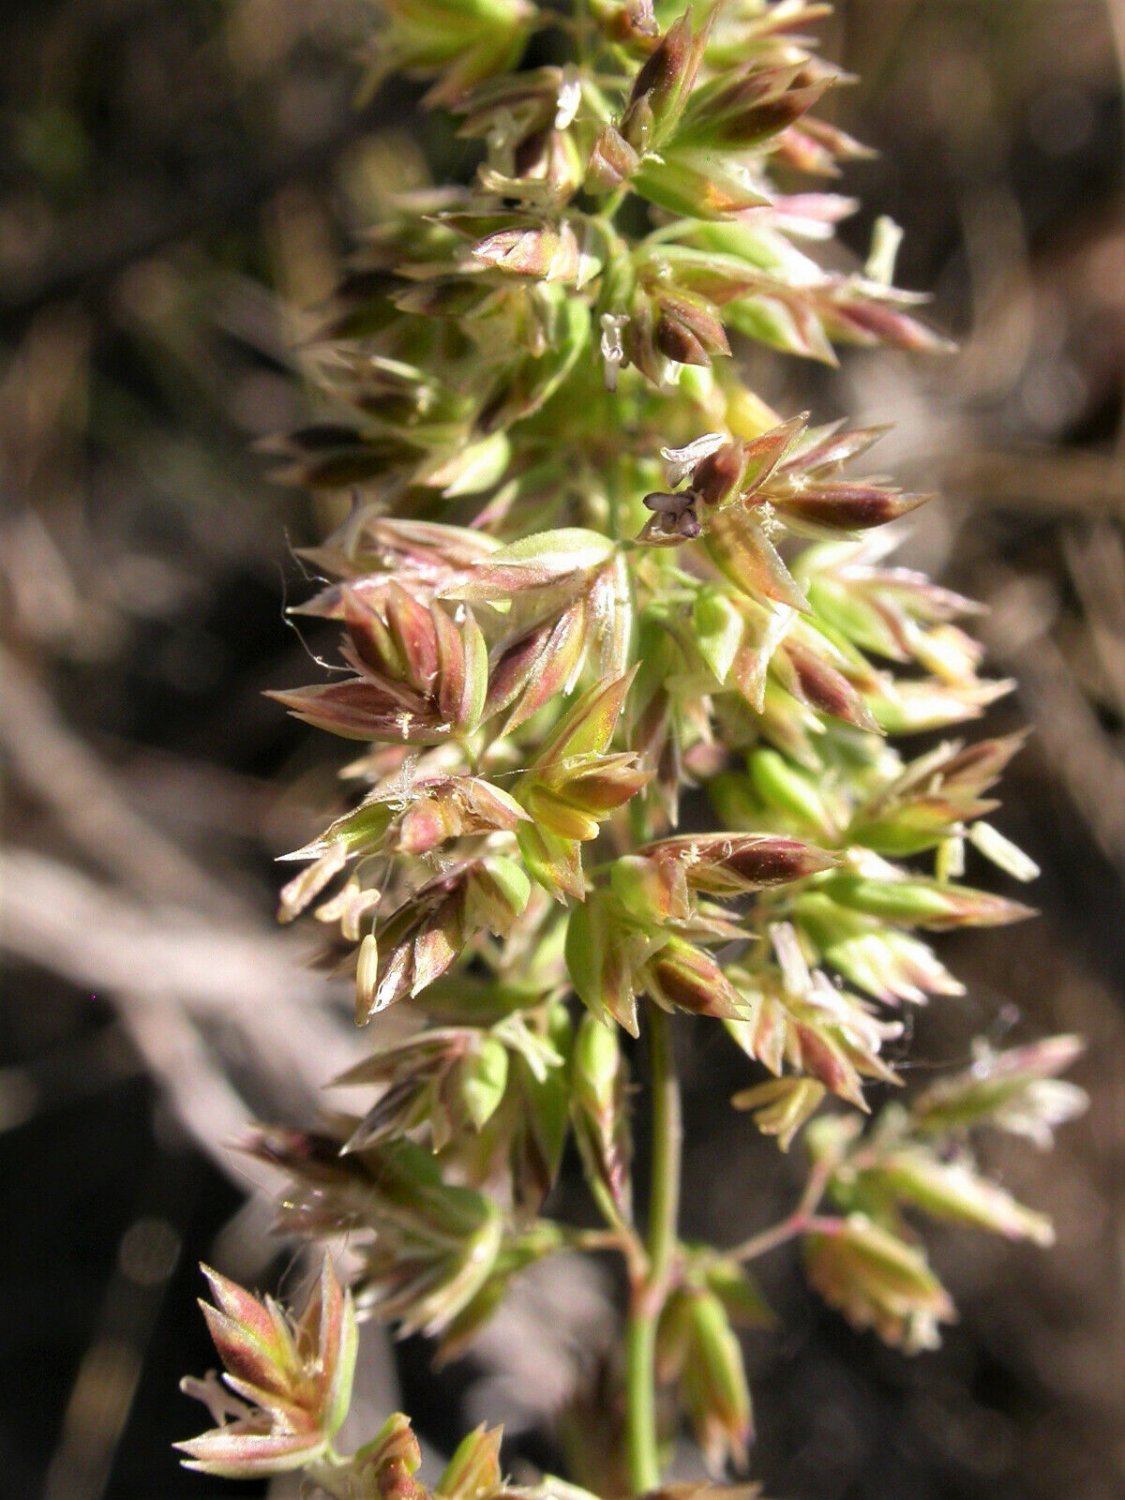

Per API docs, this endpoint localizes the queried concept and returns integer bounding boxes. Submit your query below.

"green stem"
[574,0,590,66]
[647,1006,681,1295]
[587,1162,643,1261]
[600,186,628,222]
[625,1005,682,1494]
[624,1312,659,1494]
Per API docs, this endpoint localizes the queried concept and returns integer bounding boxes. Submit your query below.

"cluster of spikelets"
[181,1,1086,1492]
[180,1258,761,1500]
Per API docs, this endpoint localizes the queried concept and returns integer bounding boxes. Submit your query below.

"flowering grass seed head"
[179,3,1087,1493]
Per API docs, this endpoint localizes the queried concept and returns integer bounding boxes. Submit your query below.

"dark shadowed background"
[1,2,1123,1498]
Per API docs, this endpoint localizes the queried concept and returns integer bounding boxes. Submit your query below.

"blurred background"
[0,2,1122,1497]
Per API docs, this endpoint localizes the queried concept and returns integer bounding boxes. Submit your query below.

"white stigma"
[660,431,727,486]
[555,68,581,130]
[600,312,628,392]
